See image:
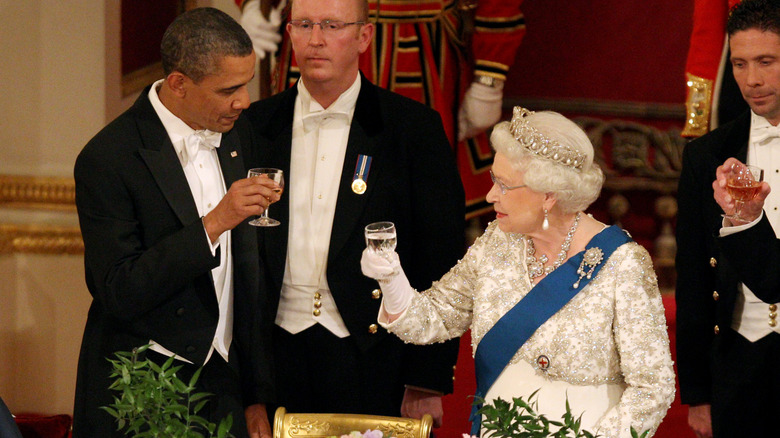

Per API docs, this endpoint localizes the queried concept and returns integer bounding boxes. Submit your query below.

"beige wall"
[0,0,248,418]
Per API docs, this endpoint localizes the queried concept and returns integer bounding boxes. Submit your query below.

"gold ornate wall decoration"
[0,175,76,211]
[0,224,83,255]
[0,174,82,254]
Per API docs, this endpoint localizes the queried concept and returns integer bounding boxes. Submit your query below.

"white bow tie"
[302,110,349,132]
[753,124,780,144]
[183,130,221,164]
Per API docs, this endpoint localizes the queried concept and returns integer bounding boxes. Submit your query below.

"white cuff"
[202,217,220,255]
[719,210,764,237]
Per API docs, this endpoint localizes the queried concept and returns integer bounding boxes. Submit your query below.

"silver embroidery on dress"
[382,221,675,437]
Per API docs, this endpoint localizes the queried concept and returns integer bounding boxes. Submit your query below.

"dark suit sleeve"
[75,145,219,322]
[675,141,717,406]
[719,214,780,303]
[400,106,465,393]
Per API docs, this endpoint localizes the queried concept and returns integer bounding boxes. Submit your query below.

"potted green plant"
[101,344,235,438]
[471,391,650,438]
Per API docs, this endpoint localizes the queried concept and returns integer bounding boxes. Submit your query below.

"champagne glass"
[364,221,397,258]
[248,168,284,227]
[725,163,764,222]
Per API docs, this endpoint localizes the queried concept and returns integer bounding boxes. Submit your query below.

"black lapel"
[134,91,200,226]
[217,128,245,187]
[253,88,297,290]
[722,110,751,162]
[328,76,385,262]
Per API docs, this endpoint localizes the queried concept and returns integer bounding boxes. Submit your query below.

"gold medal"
[352,177,367,194]
[352,154,371,195]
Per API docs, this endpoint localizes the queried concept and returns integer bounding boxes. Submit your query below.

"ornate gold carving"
[274,407,431,438]
[682,73,713,138]
[0,224,83,255]
[574,117,685,192]
[0,174,82,254]
[284,416,421,438]
[288,417,334,435]
[0,175,76,211]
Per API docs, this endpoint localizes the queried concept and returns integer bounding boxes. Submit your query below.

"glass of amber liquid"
[725,163,764,222]
[247,168,284,227]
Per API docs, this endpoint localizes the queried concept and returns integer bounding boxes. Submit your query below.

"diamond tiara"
[508,107,586,170]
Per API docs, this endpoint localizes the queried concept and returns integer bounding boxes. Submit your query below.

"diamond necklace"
[526,211,581,279]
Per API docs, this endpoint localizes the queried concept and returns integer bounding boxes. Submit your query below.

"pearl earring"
[542,208,550,230]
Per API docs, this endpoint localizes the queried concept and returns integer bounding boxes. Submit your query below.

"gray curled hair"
[161,7,253,83]
[490,110,604,213]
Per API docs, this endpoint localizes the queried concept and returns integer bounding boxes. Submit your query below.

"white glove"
[361,248,415,315]
[457,81,504,141]
[240,0,285,60]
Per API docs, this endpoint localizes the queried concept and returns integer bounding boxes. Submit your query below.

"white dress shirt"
[275,74,361,337]
[721,111,780,341]
[147,79,234,363]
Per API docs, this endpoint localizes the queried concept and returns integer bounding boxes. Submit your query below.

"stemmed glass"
[724,162,764,222]
[248,168,284,227]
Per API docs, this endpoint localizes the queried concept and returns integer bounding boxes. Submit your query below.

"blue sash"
[469,225,631,435]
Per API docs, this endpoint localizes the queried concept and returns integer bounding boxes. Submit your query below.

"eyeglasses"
[489,170,527,195]
[288,20,365,35]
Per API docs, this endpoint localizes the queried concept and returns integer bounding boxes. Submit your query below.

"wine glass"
[724,163,764,222]
[364,221,397,266]
[248,168,284,227]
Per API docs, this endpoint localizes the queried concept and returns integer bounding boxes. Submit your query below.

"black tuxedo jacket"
[720,210,780,304]
[73,89,274,436]
[242,74,464,393]
[675,111,751,405]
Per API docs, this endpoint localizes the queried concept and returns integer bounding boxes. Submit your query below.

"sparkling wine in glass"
[725,163,763,222]
[248,168,284,227]
[364,221,397,255]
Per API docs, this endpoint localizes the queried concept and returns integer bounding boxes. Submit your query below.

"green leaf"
[216,414,233,438]
[189,367,203,387]
[189,392,212,403]
[193,399,209,415]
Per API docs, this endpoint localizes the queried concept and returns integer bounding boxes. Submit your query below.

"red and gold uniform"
[683,0,741,137]
[238,0,525,218]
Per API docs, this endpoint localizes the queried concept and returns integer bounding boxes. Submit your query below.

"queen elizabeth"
[361,107,675,437]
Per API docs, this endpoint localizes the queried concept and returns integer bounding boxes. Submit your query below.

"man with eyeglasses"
[241,0,465,428]
[238,0,526,219]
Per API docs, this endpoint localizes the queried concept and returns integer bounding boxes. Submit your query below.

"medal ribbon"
[353,155,372,189]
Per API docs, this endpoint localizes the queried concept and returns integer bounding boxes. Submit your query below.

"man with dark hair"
[73,8,277,437]
[676,1,780,437]
[242,0,464,427]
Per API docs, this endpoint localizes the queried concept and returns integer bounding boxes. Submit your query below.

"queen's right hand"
[361,249,415,315]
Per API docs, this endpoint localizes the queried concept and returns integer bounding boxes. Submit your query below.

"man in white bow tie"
[242,0,465,429]
[73,8,279,438]
[677,1,780,437]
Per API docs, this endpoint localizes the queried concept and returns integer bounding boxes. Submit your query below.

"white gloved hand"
[240,0,285,60]
[458,81,504,141]
[361,248,415,315]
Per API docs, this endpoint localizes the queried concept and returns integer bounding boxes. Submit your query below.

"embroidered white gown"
[380,222,675,438]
